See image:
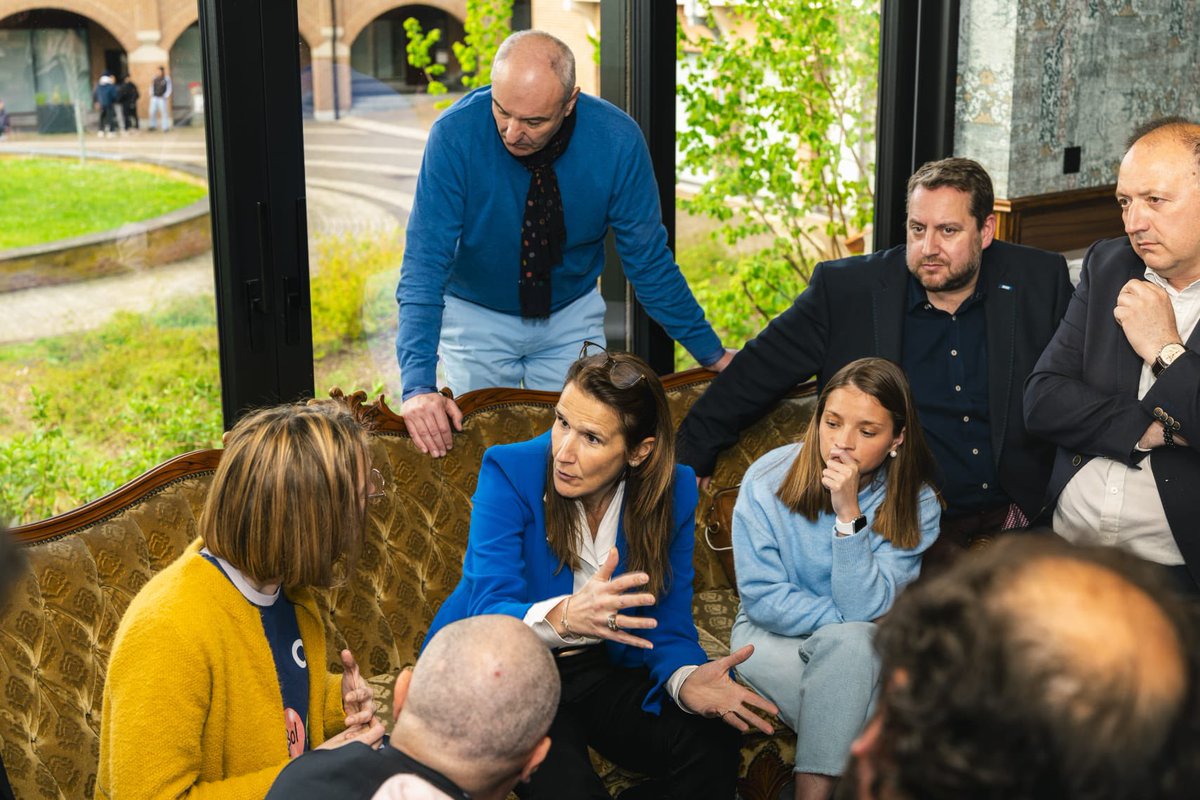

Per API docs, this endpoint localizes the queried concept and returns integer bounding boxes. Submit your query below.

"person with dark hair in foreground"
[841,536,1200,800]
[267,615,559,800]
[424,346,776,799]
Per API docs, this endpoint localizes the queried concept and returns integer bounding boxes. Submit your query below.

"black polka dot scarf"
[513,108,577,318]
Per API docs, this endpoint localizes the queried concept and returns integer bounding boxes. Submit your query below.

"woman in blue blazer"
[425,346,776,799]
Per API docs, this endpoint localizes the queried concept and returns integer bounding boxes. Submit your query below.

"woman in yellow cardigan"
[97,402,385,799]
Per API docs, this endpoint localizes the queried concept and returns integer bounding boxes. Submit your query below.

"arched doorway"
[168,23,203,124]
[349,4,464,106]
[0,8,125,130]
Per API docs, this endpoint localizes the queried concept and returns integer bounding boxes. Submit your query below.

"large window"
[0,13,222,526]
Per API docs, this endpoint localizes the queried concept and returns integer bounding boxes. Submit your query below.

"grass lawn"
[0,232,402,525]
[0,156,208,249]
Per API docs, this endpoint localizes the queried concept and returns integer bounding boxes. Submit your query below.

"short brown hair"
[777,358,941,549]
[201,401,372,589]
[906,157,995,231]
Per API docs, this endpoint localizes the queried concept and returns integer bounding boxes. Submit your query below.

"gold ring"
[607,614,619,631]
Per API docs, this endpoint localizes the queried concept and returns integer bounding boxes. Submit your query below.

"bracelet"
[561,595,576,637]
[1163,423,1176,448]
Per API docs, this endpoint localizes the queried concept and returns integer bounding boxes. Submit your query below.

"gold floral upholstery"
[1,371,814,800]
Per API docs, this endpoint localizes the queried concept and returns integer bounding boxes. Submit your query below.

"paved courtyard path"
[0,96,446,344]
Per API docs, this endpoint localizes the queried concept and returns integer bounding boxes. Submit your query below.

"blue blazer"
[425,431,706,713]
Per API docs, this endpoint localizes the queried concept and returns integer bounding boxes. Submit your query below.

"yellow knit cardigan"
[96,540,345,799]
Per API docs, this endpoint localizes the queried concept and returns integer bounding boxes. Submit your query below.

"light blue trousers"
[731,611,880,777]
[440,288,606,394]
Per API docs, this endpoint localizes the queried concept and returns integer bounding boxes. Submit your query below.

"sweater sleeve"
[98,609,288,800]
[607,132,723,366]
[323,673,345,741]
[397,120,469,399]
[829,486,942,621]
[676,263,833,476]
[732,469,842,637]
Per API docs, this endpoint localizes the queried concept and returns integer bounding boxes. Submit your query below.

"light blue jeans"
[731,611,880,777]
[440,288,606,394]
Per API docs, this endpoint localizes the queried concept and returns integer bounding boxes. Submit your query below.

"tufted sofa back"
[1,370,815,799]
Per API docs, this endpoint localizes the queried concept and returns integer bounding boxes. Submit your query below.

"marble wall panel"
[956,0,1200,199]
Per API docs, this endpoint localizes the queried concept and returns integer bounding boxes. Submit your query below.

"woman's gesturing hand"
[556,548,658,648]
[678,645,778,735]
[821,448,862,524]
[339,649,378,729]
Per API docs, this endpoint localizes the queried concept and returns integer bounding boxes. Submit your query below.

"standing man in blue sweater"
[397,30,732,456]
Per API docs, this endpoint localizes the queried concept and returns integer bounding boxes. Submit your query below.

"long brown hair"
[776,358,940,549]
[544,351,675,597]
[202,401,372,589]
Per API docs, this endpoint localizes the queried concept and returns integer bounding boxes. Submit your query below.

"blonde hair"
[201,401,372,589]
[777,358,940,549]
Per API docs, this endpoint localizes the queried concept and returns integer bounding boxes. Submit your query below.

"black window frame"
[198,0,956,424]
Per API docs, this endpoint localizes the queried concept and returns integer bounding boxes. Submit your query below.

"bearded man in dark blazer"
[677,157,1072,546]
[1024,118,1200,593]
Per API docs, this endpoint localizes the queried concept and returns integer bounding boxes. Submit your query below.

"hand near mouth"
[822,448,863,524]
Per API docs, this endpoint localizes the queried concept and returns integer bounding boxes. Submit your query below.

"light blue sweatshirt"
[733,443,941,637]
[396,87,724,399]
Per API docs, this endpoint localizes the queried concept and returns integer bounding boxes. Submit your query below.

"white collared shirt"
[1054,269,1200,563]
[521,481,698,708]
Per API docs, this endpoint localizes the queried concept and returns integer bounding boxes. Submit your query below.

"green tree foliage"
[404,0,513,100]
[677,0,879,346]
[403,18,447,96]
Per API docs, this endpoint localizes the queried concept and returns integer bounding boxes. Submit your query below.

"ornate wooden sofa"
[0,368,817,800]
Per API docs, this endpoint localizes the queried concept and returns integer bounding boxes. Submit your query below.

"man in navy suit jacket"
[1025,118,1200,593]
[678,158,1071,546]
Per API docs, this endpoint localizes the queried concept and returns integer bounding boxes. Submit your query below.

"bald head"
[863,538,1200,800]
[489,31,580,157]
[493,30,576,100]
[402,615,559,765]
[1126,117,1200,168]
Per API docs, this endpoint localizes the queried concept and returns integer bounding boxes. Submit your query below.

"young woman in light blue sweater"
[730,357,942,800]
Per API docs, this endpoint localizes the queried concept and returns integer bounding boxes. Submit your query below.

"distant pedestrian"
[119,76,139,130]
[0,99,10,140]
[93,74,119,137]
[148,66,172,132]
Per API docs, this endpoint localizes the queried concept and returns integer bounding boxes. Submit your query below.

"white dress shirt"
[1054,269,1200,563]
[521,481,699,709]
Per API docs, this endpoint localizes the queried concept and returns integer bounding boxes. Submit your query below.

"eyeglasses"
[367,468,386,505]
[578,341,646,390]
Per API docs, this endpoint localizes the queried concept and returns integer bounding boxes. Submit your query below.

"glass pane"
[675,1,881,365]
[0,12,221,525]
[302,2,612,403]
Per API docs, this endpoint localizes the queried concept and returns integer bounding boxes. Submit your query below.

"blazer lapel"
[872,264,906,362]
[985,263,1017,459]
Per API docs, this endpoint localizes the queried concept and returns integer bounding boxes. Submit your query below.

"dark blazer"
[1024,237,1200,577]
[677,240,1072,519]
[424,431,707,713]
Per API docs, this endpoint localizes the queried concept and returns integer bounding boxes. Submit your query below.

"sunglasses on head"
[578,341,645,390]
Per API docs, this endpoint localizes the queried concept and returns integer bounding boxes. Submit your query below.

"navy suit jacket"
[424,431,706,713]
[677,241,1072,519]
[1024,237,1200,579]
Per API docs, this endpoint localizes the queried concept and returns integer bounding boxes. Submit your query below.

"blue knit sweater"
[396,87,724,399]
[733,443,942,637]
